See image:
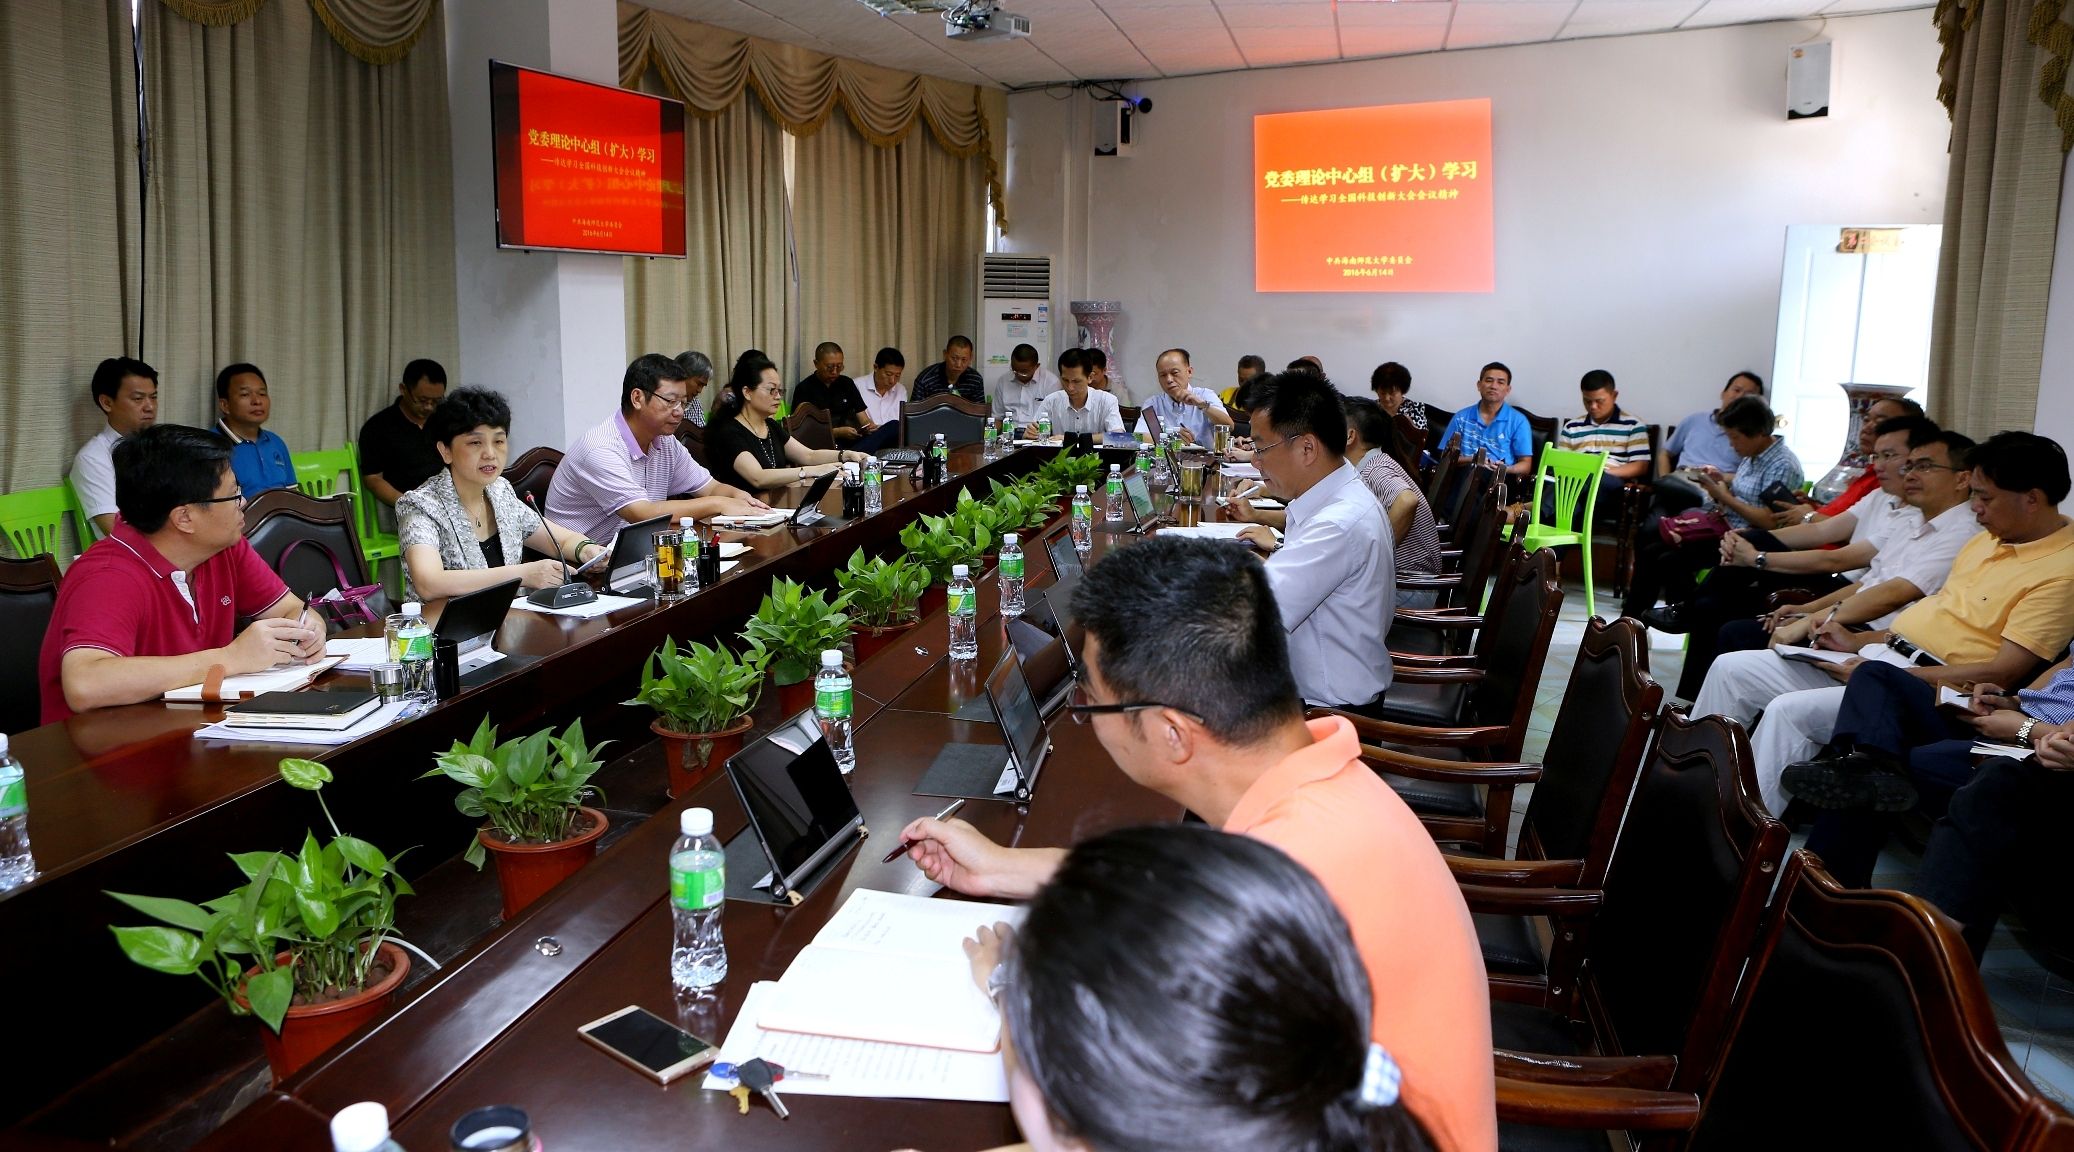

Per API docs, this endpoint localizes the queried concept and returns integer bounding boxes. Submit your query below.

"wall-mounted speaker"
[1093,100,1134,157]
[1788,41,1832,120]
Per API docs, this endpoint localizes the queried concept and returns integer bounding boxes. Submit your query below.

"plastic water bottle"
[329,1102,405,1152]
[999,533,1025,619]
[0,736,34,891]
[1106,464,1125,522]
[670,808,727,992]
[1071,485,1093,554]
[1135,439,1154,477]
[947,563,978,661]
[681,517,701,592]
[390,603,434,703]
[863,456,883,515]
[1037,413,1053,440]
[982,418,998,460]
[815,650,855,775]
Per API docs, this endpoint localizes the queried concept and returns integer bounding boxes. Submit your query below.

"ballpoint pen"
[883,798,965,862]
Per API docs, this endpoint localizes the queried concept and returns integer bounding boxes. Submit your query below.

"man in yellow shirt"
[1691,431,2074,813]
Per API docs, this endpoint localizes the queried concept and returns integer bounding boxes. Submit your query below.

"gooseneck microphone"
[524,491,597,609]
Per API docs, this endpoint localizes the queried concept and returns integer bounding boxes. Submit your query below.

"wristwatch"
[1754,553,1769,570]
[1801,511,1819,525]
[2017,717,2041,747]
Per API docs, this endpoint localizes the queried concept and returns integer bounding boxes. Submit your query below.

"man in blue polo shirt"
[1435,361,1533,478]
[214,362,297,496]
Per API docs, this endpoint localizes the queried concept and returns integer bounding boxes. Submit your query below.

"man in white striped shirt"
[1555,369,1650,528]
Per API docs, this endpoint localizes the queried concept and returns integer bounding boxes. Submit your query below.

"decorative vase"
[478,806,610,920]
[242,940,410,1084]
[1070,299,1125,396]
[1810,382,1915,504]
[654,716,751,800]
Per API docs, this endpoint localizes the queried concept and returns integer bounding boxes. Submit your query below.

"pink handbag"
[278,538,384,627]
[1658,508,1731,547]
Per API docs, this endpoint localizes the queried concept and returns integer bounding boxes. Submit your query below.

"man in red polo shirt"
[899,537,1496,1152]
[39,424,325,723]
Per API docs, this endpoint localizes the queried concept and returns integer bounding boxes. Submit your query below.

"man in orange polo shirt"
[900,536,1495,1152]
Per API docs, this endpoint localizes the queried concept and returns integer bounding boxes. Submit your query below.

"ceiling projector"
[944,1,1030,42]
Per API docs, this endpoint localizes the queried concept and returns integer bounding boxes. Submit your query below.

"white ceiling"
[638,0,1930,89]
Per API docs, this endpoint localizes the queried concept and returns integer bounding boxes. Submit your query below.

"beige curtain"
[140,0,457,457]
[1928,0,2069,436]
[0,0,139,498]
[794,115,984,379]
[623,77,793,413]
[160,0,439,64]
[618,1,1007,230]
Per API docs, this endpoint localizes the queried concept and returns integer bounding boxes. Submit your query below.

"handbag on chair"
[1658,507,1731,547]
[278,538,385,628]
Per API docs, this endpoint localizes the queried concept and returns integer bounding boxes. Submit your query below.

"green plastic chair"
[1514,446,1604,606]
[342,442,401,568]
[0,483,81,563]
[62,478,96,549]
[293,447,356,500]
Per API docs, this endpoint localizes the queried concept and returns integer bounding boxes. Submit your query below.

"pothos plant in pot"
[106,758,424,1083]
[743,577,855,715]
[897,512,992,614]
[626,635,769,798]
[420,717,613,920]
[836,547,930,664]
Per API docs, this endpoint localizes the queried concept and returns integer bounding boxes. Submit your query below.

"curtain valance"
[157,0,438,65]
[1938,0,2074,150]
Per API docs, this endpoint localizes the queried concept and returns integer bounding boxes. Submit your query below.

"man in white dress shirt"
[1033,348,1124,438]
[72,357,161,539]
[1134,348,1232,445]
[1235,370,1393,713]
[850,347,908,455]
[991,343,1056,428]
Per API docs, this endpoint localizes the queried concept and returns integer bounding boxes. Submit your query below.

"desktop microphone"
[524,492,598,609]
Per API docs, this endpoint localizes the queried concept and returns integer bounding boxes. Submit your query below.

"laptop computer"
[432,577,525,681]
[1140,401,1165,443]
[605,514,673,595]
[724,709,865,903]
[1045,526,1082,580]
[788,469,841,528]
[1005,616,1072,717]
[984,646,1052,804]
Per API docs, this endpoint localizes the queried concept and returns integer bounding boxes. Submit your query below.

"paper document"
[459,647,507,673]
[1221,462,1262,479]
[1938,686,1972,709]
[509,593,647,620]
[1971,742,2035,760]
[194,700,411,746]
[1159,522,1278,543]
[164,657,343,702]
[1772,645,1856,666]
[715,542,751,558]
[705,982,1008,1103]
[757,889,1026,1053]
[711,512,789,528]
[325,637,392,671]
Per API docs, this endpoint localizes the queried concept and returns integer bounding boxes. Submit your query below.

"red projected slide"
[1254,99,1492,293]
[490,62,686,257]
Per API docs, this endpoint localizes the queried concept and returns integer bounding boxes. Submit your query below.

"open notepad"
[756,888,1025,1054]
[163,657,343,703]
[706,982,1008,1102]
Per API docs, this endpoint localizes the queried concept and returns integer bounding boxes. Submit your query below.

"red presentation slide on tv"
[1254,98,1493,293]
[490,62,686,258]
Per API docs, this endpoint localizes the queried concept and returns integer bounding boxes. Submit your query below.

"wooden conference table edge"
[0,447,1046,1129]
[193,509,1177,1152]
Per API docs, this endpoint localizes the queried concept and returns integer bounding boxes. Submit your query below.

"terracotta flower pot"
[478,805,610,920]
[654,716,751,799]
[850,616,918,665]
[917,583,948,619]
[775,677,815,717]
[241,940,410,1084]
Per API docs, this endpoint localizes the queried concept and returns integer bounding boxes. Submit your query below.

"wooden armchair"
[0,553,60,736]
[1499,851,2074,1150]
[1117,404,1141,432]
[1423,430,1467,509]
[786,402,836,451]
[1323,546,1563,853]
[676,419,708,468]
[1433,449,1491,542]
[901,393,990,447]
[1614,422,1666,597]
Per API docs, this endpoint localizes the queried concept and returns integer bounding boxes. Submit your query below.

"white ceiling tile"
[1559,1,1707,38]
[1818,0,1930,13]
[1445,0,1574,48]
[1339,24,1449,55]
[1680,0,1831,27]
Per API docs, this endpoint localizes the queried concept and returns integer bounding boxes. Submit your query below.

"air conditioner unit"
[977,254,1053,383]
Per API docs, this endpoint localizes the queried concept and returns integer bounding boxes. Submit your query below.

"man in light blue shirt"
[1435,361,1534,477]
[1235,370,1392,712]
[1134,348,1232,445]
[1657,370,1767,512]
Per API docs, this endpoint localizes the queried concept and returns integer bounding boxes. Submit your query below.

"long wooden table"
[180,509,1175,1152]
[0,447,1061,1128]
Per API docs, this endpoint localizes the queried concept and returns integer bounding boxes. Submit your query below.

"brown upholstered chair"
[1467,712,1789,1148]
[1614,422,1666,597]
[1500,850,2074,1151]
[1392,491,1513,658]
[1510,404,1561,503]
[900,393,989,447]
[786,402,836,452]
[0,554,60,735]
[1117,404,1141,432]
[1323,544,1563,853]
[1423,430,1467,510]
[243,490,383,622]
[1441,617,1663,1007]
[1434,451,1493,542]
[676,420,708,468]
[505,446,562,510]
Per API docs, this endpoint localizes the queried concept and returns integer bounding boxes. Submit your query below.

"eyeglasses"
[1251,436,1290,456]
[1900,461,1960,475]
[1062,679,1206,726]
[193,492,246,509]
[648,391,688,412]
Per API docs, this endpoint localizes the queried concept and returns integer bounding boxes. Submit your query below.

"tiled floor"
[1519,581,2074,1106]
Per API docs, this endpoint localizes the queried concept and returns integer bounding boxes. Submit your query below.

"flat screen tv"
[488,60,686,258]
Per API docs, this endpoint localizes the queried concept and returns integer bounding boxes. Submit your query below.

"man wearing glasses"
[895,536,1495,1152]
[39,425,326,723]
[546,353,771,544]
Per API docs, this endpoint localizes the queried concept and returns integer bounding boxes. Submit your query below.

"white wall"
[1003,9,1948,427]
[445,0,626,456]
[2037,160,2074,481]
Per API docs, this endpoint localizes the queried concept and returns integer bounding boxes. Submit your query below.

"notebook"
[756,888,1026,1053]
[163,657,344,703]
[223,690,381,730]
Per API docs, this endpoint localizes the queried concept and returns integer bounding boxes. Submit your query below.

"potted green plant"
[743,577,855,715]
[107,758,420,1083]
[626,636,768,798]
[421,717,613,920]
[951,488,1012,558]
[836,548,930,664]
[898,513,991,617]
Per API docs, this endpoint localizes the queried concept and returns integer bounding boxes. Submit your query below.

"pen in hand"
[884,798,965,862]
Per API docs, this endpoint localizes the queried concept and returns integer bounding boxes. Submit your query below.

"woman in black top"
[708,350,866,493]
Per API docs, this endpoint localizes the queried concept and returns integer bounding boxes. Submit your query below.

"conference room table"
[173,477,1184,1152]
[1,444,1157,1135]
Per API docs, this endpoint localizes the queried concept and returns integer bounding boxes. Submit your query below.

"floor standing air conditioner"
[977,255,1053,385]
